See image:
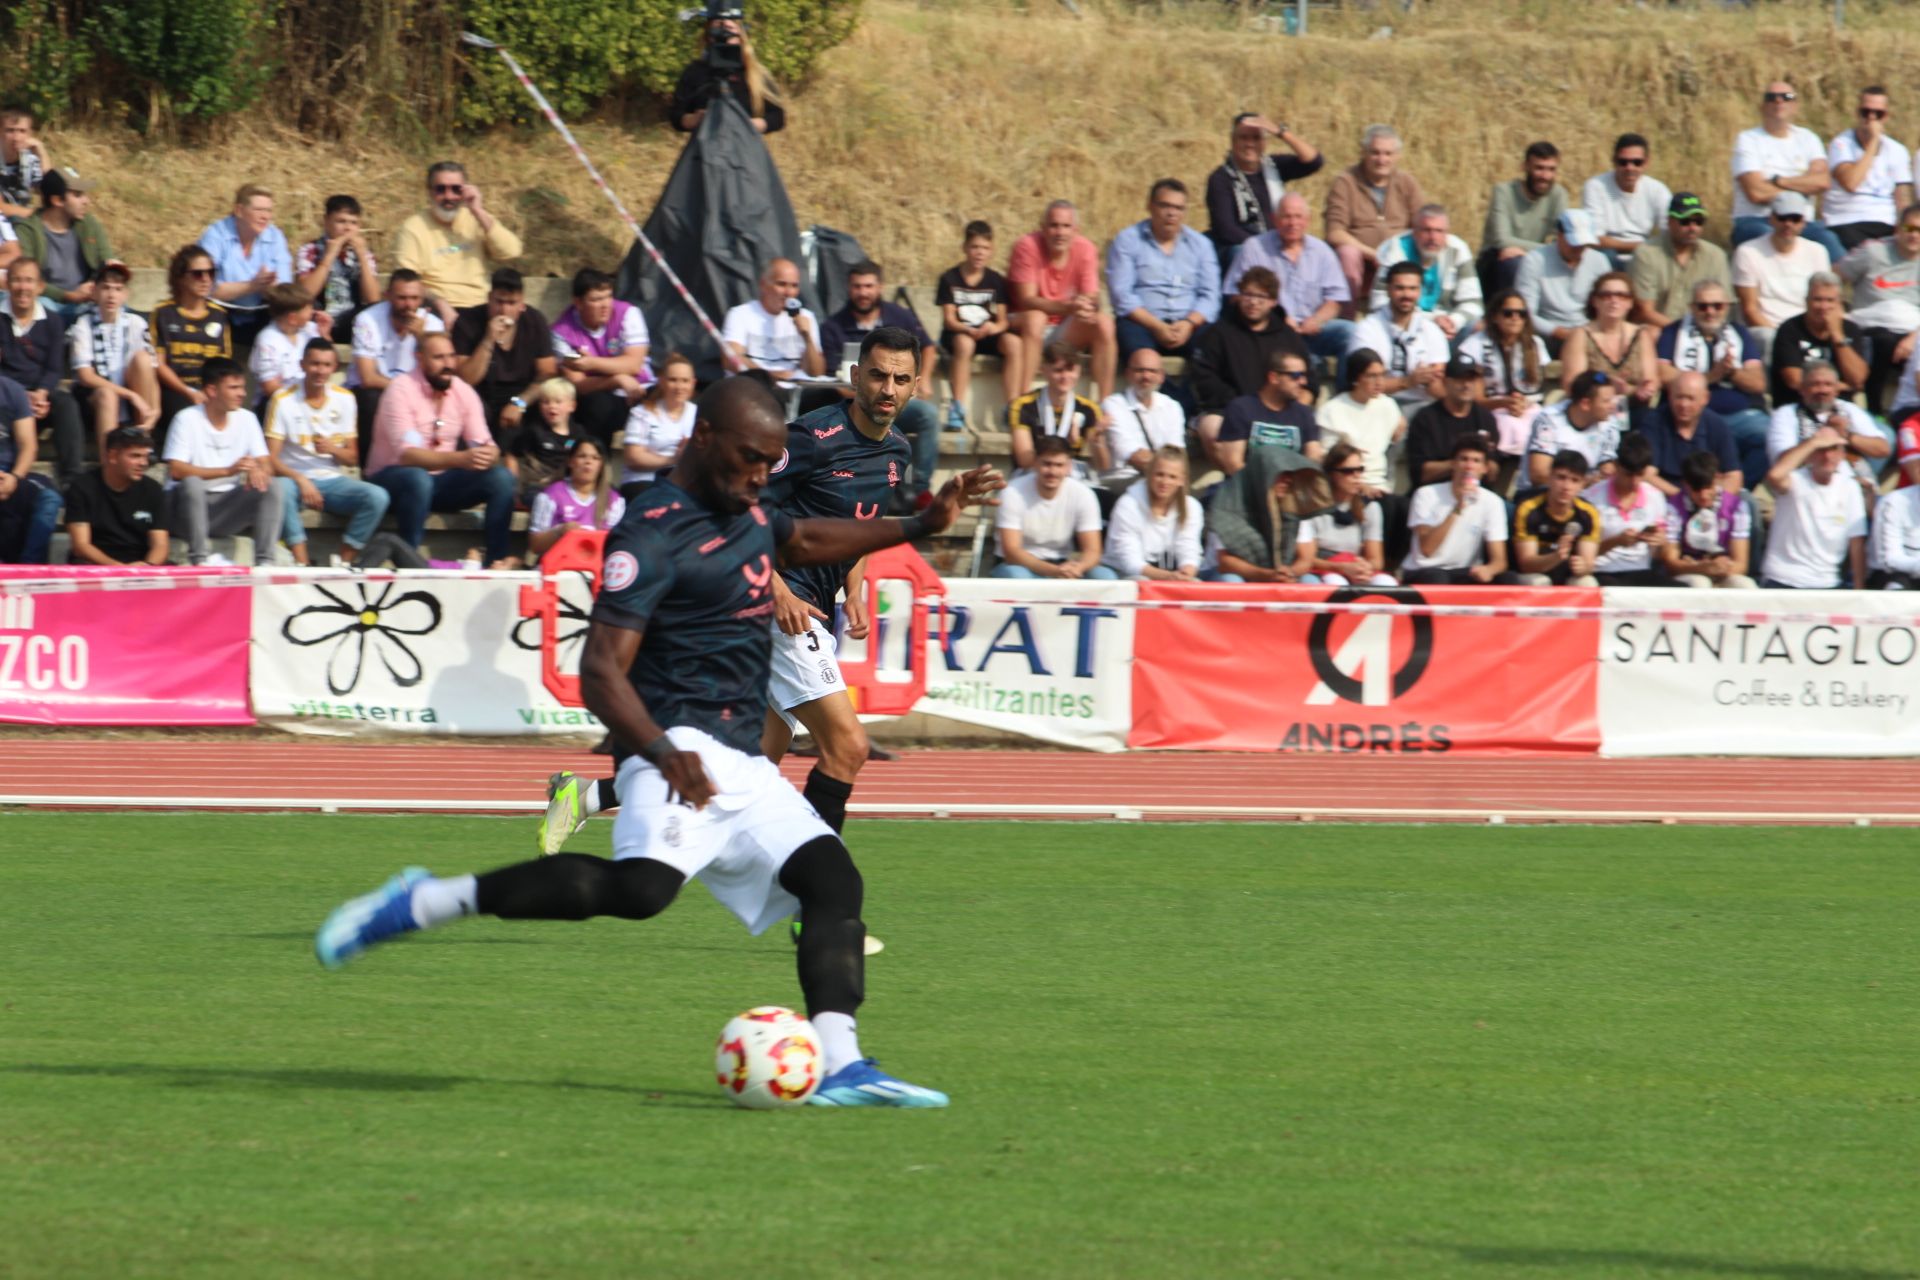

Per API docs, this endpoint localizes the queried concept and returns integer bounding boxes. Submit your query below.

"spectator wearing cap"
[1205,113,1323,267]
[1637,371,1742,496]
[162,356,282,566]
[1368,204,1483,343]
[1222,194,1354,373]
[1731,193,1831,350]
[68,261,162,458]
[1525,370,1621,488]
[1350,260,1449,414]
[11,166,112,319]
[64,424,167,566]
[199,184,293,345]
[1655,279,1772,483]
[1514,210,1609,354]
[1479,141,1568,299]
[1629,193,1731,330]
[1401,434,1515,586]
[1512,450,1601,587]
[1868,483,1920,589]
[1761,426,1868,590]
[1107,179,1221,364]
[1581,134,1673,267]
[1583,431,1671,587]
[1730,80,1845,262]
[394,162,523,317]
[1836,203,1920,414]
[1457,290,1551,467]
[1660,450,1756,589]
[1323,124,1424,309]
[1189,266,1313,469]
[1408,357,1502,488]
[451,266,556,449]
[991,434,1117,580]
[1098,348,1188,488]
[0,368,60,563]
[295,194,381,334]
[1213,348,1321,477]
[1823,86,1913,253]
[1767,272,1867,411]
[0,257,83,489]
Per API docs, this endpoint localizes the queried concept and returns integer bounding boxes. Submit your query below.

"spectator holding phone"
[1584,430,1671,586]
[1512,449,1601,586]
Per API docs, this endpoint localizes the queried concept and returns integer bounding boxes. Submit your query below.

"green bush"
[89,0,276,127]
[0,2,93,123]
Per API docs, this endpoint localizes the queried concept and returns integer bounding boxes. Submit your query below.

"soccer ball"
[714,1006,824,1109]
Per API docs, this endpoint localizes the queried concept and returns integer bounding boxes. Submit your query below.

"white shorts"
[610,727,834,935]
[766,617,847,730]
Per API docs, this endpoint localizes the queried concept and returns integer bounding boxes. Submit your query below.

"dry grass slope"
[45,0,1920,284]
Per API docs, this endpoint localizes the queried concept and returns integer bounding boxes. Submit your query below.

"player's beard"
[857,389,901,430]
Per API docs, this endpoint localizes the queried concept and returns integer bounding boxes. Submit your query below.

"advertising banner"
[249,570,601,735]
[0,567,252,725]
[1129,583,1601,754]
[912,579,1137,752]
[1598,588,1920,756]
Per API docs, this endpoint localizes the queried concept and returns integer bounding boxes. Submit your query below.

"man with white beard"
[1368,203,1483,343]
[393,161,524,324]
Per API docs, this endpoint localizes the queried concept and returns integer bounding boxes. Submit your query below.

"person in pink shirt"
[365,330,516,564]
[1009,200,1118,402]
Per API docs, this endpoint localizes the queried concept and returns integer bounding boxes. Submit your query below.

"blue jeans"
[990,562,1120,580]
[371,464,516,564]
[1306,319,1356,387]
[895,398,940,498]
[275,473,393,551]
[0,473,61,564]
[1723,407,1773,488]
[1730,215,1846,264]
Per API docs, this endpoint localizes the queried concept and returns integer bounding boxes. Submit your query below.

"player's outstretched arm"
[781,465,1005,567]
[581,621,718,808]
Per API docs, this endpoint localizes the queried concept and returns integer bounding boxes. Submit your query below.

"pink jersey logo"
[741,554,773,599]
[854,502,881,520]
[813,425,846,440]
[697,535,727,555]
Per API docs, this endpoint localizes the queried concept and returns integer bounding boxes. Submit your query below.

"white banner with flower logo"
[249,570,602,735]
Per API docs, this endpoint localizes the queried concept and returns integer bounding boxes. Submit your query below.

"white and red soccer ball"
[714,1006,823,1109]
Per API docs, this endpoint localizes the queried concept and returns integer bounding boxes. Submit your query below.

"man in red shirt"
[1009,200,1118,403]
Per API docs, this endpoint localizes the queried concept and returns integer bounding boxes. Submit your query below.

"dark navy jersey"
[763,401,911,610]
[590,478,796,756]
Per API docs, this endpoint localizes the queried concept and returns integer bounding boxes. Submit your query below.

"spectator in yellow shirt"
[392,161,523,323]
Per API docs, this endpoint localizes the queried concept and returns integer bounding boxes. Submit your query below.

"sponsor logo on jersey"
[697,535,727,555]
[813,425,846,440]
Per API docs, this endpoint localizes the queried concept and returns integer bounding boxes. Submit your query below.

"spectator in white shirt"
[162,357,281,565]
[1368,204,1483,341]
[1515,209,1610,353]
[1298,441,1395,585]
[1825,85,1913,252]
[1581,133,1673,266]
[1317,349,1406,495]
[991,434,1115,579]
[619,351,697,496]
[1761,427,1869,589]
[1526,370,1622,486]
[249,283,331,401]
[1401,434,1514,585]
[1098,348,1186,487]
[1101,445,1202,580]
[722,258,823,379]
[1730,79,1844,261]
[1351,261,1450,413]
[1764,360,1889,496]
[1868,483,1920,589]
[1459,289,1551,461]
[1732,193,1831,346]
[1582,431,1671,586]
[348,269,444,452]
[68,261,159,455]
[264,339,386,565]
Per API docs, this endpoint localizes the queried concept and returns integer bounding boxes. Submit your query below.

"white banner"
[910,579,1137,752]
[1598,588,1920,756]
[249,570,601,735]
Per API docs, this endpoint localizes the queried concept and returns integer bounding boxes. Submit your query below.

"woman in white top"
[1102,446,1203,580]
[1315,348,1405,495]
[1559,271,1657,427]
[1299,441,1396,585]
[1458,288,1551,460]
[620,351,697,495]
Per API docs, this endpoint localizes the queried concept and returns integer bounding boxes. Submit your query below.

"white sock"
[409,875,478,928]
[813,1012,863,1074]
[581,777,605,817]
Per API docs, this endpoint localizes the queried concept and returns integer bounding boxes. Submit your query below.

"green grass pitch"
[3,813,1918,1279]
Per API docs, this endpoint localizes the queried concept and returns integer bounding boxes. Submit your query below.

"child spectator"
[151,244,234,444]
[1583,431,1671,586]
[620,352,697,496]
[1660,449,1756,589]
[1316,349,1405,495]
[1102,445,1202,580]
[1214,349,1320,477]
[1008,341,1101,474]
[528,437,624,560]
[1512,449,1601,586]
[1762,427,1868,589]
[1458,289,1550,464]
[1401,434,1515,585]
[68,261,161,456]
[1299,442,1395,586]
[937,220,1020,425]
[296,195,380,332]
[249,283,331,401]
[64,424,167,566]
[265,339,386,566]
[1203,443,1327,583]
[162,357,281,566]
[509,377,584,502]
[1869,483,1920,589]
[992,434,1114,579]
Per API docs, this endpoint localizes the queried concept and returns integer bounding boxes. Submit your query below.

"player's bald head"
[697,375,785,439]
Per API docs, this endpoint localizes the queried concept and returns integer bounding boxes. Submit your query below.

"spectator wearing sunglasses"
[1190,266,1313,470]
[1629,193,1731,330]
[149,244,233,449]
[1730,81,1845,262]
[1581,134,1672,267]
[1299,442,1394,586]
[393,161,522,319]
[1837,204,1920,414]
[1732,193,1831,352]
[1823,86,1913,253]
[1214,349,1321,477]
[1655,280,1772,485]
[1458,290,1550,465]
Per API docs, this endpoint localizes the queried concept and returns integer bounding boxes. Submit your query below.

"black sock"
[803,766,855,834]
[595,776,619,814]
[476,853,682,921]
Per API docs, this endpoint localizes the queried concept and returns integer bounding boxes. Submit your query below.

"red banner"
[0,567,253,725]
[1129,583,1599,754]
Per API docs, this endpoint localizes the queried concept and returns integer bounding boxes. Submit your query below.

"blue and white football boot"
[808,1058,949,1108]
[314,867,430,969]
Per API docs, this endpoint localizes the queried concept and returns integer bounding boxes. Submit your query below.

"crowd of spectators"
[1,82,1918,592]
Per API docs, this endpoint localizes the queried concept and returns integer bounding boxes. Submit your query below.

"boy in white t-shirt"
[1400,435,1515,585]
[249,282,332,399]
[161,357,281,565]
[67,261,160,455]
[991,435,1115,579]
[265,339,389,564]
[1761,426,1869,589]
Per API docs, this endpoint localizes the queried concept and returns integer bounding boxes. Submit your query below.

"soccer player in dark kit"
[316,376,1002,1108]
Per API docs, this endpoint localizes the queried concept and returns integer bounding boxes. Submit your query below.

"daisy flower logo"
[282,581,444,696]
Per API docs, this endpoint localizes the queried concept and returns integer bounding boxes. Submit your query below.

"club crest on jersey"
[741,554,774,599]
[603,550,639,592]
[814,425,845,440]
[770,449,789,475]
[887,460,900,487]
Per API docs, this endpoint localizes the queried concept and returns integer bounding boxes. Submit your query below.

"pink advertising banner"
[0,567,253,725]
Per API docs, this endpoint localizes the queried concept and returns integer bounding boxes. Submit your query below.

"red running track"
[4,740,1920,825]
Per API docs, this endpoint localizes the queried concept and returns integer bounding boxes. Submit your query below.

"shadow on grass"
[3,1063,727,1108]
[1414,1241,1915,1279]
[240,931,546,946]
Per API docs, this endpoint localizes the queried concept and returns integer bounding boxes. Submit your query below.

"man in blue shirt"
[1107,179,1221,363]
[198,183,293,344]
[1637,370,1743,495]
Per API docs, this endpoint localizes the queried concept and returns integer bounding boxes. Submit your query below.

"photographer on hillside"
[671,4,786,136]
